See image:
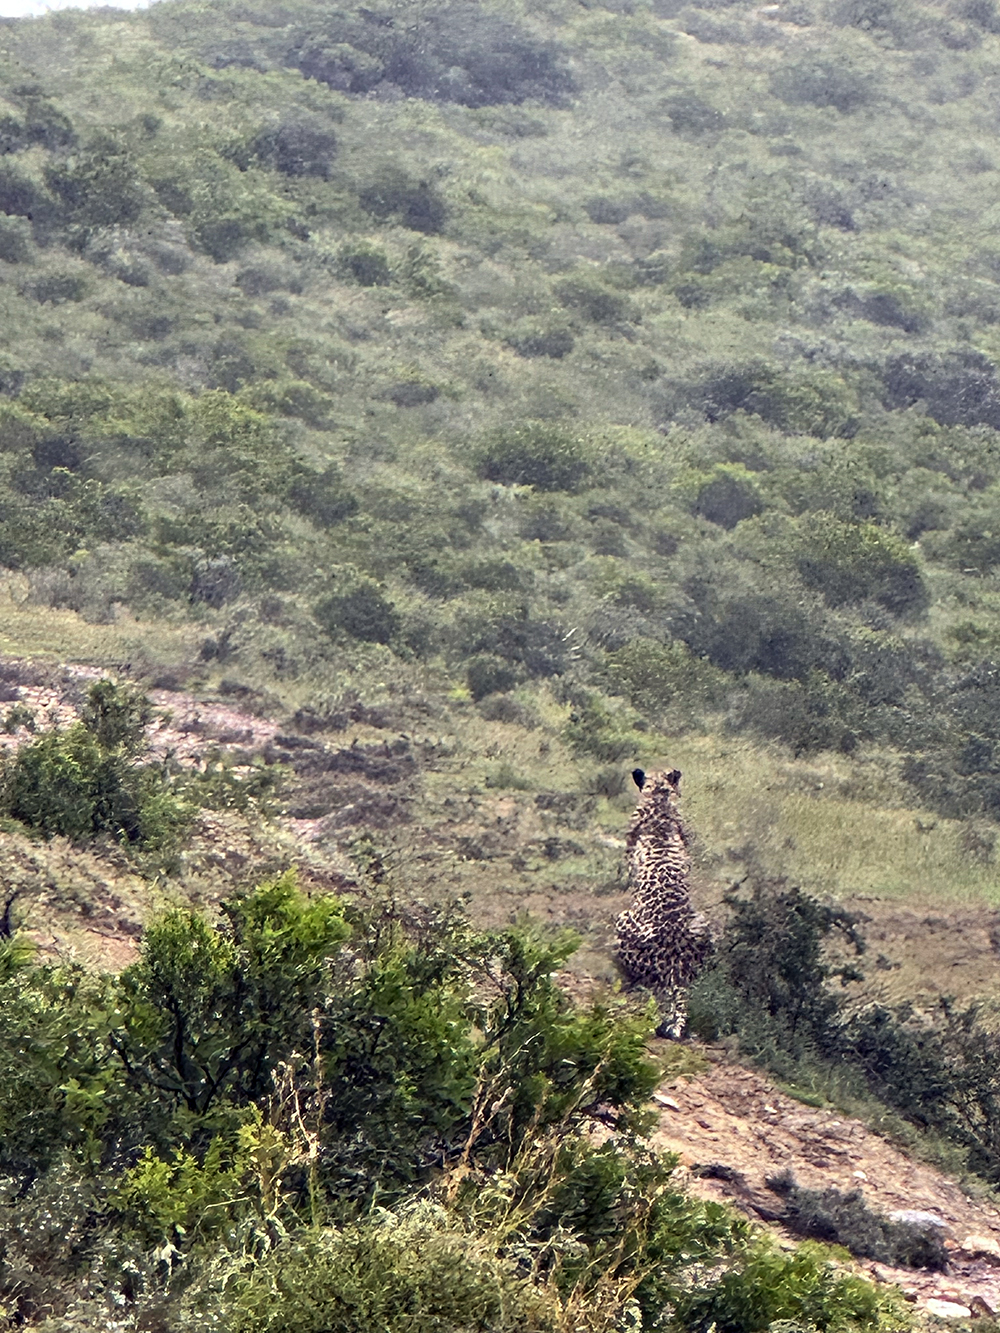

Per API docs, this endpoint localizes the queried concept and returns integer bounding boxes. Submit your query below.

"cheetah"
[615,766,712,1039]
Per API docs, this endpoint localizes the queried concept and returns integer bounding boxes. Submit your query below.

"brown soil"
[652,1049,1000,1317]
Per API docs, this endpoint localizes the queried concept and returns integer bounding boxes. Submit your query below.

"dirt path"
[652,1050,1000,1317]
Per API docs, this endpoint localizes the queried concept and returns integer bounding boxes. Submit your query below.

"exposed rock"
[925,1298,972,1318]
[961,1235,1000,1263]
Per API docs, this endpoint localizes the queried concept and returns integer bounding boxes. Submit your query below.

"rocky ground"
[5,654,1000,1321]
[653,1050,1000,1320]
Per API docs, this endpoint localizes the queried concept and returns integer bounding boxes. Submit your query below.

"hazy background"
[0,0,148,17]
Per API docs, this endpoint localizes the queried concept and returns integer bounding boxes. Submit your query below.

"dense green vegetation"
[0,876,903,1332]
[4,0,1000,1323]
[0,0,999,826]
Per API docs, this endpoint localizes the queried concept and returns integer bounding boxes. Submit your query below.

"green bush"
[555,272,638,325]
[605,640,726,718]
[473,422,592,491]
[794,516,928,615]
[681,363,859,438]
[0,681,184,846]
[359,170,448,235]
[692,464,765,529]
[290,6,574,108]
[688,879,865,1057]
[286,466,359,526]
[315,579,401,643]
[564,694,646,763]
[770,55,876,112]
[670,1241,897,1333]
[252,116,338,179]
[467,653,519,700]
[185,1204,560,1333]
[730,671,868,755]
[502,320,574,360]
[114,873,350,1116]
[44,134,145,233]
[338,241,392,287]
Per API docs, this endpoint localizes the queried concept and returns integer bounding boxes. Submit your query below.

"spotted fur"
[614,767,712,1039]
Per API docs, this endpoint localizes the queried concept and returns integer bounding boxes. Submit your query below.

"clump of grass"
[766,1171,950,1271]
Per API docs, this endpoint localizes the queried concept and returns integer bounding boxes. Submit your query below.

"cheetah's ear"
[666,768,682,790]
[631,768,646,789]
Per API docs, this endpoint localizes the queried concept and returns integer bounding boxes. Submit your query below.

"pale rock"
[888,1209,948,1231]
[960,1233,1000,1261]
[654,1094,682,1112]
[924,1299,972,1319]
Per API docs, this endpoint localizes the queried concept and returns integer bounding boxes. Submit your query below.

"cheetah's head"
[633,767,681,796]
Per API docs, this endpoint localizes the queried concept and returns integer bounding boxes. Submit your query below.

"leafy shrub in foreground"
[114,873,350,1117]
[670,1241,897,1333]
[183,1202,559,1333]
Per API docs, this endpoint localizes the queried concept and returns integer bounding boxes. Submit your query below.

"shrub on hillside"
[473,422,592,491]
[0,216,31,263]
[677,362,859,437]
[454,600,570,677]
[605,640,727,718]
[794,515,928,615]
[0,163,46,219]
[290,4,575,108]
[554,272,638,325]
[338,241,392,287]
[466,653,519,700]
[502,320,575,359]
[678,583,848,682]
[315,580,400,644]
[114,873,350,1116]
[45,135,145,234]
[252,116,338,178]
[672,1240,897,1333]
[767,1171,949,1269]
[729,670,868,755]
[881,348,1000,428]
[359,170,448,236]
[287,466,359,526]
[182,1205,561,1333]
[770,54,876,111]
[687,878,865,1056]
[691,464,765,529]
[0,679,186,847]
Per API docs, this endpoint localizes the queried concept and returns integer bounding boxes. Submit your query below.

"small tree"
[689,879,865,1056]
[113,874,350,1116]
